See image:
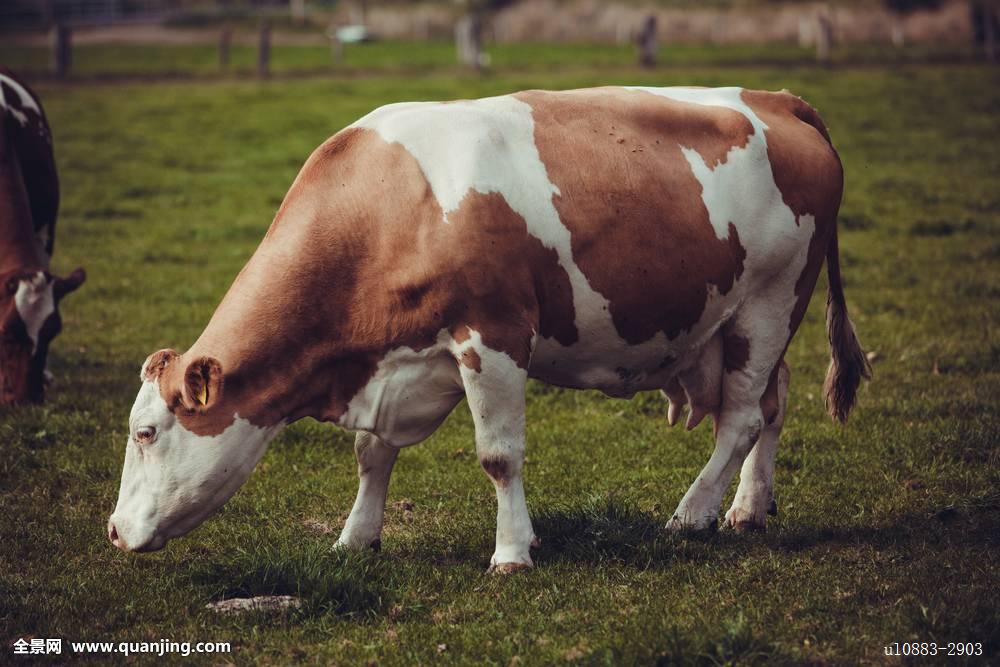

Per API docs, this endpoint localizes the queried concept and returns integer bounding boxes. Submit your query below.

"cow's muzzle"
[107,518,166,553]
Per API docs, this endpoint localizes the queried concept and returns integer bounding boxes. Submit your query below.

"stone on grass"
[206,595,302,615]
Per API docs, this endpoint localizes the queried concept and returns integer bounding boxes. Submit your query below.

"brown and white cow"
[109,86,869,570]
[0,68,85,405]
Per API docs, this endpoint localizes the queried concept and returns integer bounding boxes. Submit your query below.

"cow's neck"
[184,210,372,430]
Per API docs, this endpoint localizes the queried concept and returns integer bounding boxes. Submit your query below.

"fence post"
[637,15,658,68]
[815,6,833,64]
[52,24,73,79]
[219,26,232,69]
[328,26,344,65]
[455,13,484,71]
[257,21,271,79]
[51,24,71,78]
[290,0,307,24]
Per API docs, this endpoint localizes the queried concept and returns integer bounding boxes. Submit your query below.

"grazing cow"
[0,68,85,405]
[109,86,869,570]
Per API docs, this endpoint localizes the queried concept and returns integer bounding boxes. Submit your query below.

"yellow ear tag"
[197,384,208,406]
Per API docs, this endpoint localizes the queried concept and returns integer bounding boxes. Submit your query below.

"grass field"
[0,40,982,80]
[1,47,998,665]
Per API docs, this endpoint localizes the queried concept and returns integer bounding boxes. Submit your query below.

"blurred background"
[1,0,997,80]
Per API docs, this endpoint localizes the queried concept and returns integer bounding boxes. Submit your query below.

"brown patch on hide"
[480,456,510,486]
[451,326,471,345]
[443,190,578,366]
[722,332,750,373]
[674,104,754,169]
[459,348,482,373]
[739,90,843,339]
[517,88,750,344]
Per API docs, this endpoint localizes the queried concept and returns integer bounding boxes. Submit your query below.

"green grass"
[1,53,998,665]
[0,40,982,80]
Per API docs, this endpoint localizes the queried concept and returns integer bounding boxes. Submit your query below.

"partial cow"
[109,86,869,571]
[0,68,85,404]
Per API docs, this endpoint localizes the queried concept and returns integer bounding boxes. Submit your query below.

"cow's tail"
[823,224,870,423]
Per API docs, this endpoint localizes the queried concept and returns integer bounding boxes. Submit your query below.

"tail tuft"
[823,227,871,423]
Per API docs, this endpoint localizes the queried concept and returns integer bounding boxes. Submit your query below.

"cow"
[0,68,85,405]
[109,86,869,571]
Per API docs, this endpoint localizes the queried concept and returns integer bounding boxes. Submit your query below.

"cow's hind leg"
[456,332,537,573]
[669,313,789,531]
[336,432,399,551]
[726,361,790,531]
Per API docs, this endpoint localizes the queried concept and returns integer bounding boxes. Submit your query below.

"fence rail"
[0,0,295,30]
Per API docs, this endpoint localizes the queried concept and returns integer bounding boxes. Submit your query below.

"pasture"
[1,50,998,664]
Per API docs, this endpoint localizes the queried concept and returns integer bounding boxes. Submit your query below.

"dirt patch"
[302,518,335,534]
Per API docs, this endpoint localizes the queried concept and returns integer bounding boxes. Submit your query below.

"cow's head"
[0,267,85,404]
[108,349,281,552]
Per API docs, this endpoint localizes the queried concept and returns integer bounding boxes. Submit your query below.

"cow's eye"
[135,426,157,444]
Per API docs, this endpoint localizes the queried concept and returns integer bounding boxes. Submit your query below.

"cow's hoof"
[488,548,533,573]
[724,507,767,532]
[732,519,766,533]
[333,536,382,552]
[767,499,778,516]
[488,561,533,575]
[666,514,718,533]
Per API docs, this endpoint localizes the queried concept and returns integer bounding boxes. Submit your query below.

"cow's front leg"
[456,334,537,573]
[336,432,398,551]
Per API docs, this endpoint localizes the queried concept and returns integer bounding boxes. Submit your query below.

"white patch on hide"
[14,272,54,354]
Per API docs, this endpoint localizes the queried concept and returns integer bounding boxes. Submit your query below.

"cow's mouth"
[129,535,167,553]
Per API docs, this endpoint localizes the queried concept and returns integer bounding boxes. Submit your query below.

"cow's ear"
[53,267,86,300]
[182,356,223,412]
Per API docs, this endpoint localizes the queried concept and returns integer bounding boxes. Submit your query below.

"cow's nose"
[108,520,127,551]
